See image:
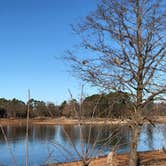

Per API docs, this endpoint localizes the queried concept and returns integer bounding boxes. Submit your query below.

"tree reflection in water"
[0,125,57,144]
[0,124,166,165]
[53,124,130,164]
[146,125,153,150]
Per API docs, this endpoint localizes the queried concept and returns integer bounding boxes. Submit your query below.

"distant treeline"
[0,92,165,119]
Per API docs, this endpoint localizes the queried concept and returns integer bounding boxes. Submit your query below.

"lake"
[0,123,166,166]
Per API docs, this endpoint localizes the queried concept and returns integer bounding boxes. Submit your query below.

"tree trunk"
[129,125,140,166]
[82,160,90,166]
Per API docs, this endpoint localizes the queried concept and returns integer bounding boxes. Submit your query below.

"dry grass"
[0,118,132,126]
[49,150,166,166]
[0,116,166,126]
[0,118,127,126]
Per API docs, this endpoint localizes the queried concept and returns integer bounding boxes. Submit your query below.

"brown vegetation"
[50,150,166,166]
[1,116,166,126]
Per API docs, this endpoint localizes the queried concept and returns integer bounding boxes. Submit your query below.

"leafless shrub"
[50,87,124,166]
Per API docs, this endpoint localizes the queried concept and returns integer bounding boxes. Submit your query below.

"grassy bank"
[0,116,166,126]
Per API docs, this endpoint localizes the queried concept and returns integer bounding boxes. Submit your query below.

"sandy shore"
[0,116,166,126]
[49,150,166,166]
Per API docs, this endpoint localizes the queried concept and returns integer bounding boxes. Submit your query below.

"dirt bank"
[50,150,166,166]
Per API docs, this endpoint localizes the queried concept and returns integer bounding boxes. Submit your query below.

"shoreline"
[50,150,166,166]
[0,118,166,165]
[0,116,166,126]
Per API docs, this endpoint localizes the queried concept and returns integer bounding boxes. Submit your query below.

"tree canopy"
[66,0,166,165]
[67,0,166,111]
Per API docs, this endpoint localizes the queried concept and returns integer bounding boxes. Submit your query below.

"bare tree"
[66,0,166,165]
[51,89,124,166]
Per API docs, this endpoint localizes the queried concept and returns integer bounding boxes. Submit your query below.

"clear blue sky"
[0,0,98,104]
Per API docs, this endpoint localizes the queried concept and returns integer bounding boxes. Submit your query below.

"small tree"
[66,0,166,165]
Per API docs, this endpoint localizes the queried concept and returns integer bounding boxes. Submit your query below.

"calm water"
[0,124,166,166]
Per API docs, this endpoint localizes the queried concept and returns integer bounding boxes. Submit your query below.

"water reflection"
[29,125,56,142]
[0,124,166,165]
[146,125,153,149]
[138,124,166,151]
[0,125,57,144]
[56,125,130,160]
[58,125,129,145]
[0,125,26,143]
